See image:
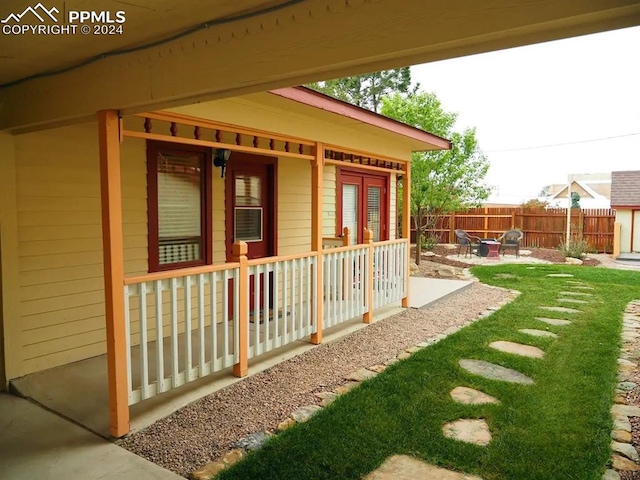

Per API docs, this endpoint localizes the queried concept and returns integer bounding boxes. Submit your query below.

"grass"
[217,264,640,480]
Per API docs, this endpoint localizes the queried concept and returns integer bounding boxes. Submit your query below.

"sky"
[411,26,640,204]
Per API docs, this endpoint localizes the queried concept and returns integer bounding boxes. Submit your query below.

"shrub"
[559,238,590,259]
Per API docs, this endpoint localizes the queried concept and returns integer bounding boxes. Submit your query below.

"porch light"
[214,148,231,177]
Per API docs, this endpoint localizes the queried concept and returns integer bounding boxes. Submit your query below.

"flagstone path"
[535,317,572,326]
[519,328,559,338]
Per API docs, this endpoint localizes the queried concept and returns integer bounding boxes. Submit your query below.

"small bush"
[420,233,438,251]
[559,238,590,259]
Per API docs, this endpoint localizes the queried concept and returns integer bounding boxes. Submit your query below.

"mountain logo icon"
[1,3,59,23]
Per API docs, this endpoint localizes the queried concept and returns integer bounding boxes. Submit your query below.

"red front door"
[339,170,389,244]
[225,153,276,313]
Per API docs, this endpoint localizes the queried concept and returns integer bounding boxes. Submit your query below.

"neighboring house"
[538,173,612,209]
[0,86,449,437]
[611,170,640,255]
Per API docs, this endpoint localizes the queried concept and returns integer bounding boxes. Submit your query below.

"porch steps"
[616,253,640,265]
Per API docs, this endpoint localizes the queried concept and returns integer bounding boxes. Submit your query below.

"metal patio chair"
[497,229,523,257]
[454,229,481,258]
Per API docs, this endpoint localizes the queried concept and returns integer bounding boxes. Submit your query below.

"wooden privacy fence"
[410,207,616,253]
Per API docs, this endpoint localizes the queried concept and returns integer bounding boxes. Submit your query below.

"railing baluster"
[184,275,192,382]
[265,264,271,350]
[273,262,280,348]
[223,269,230,364]
[124,286,133,403]
[139,282,149,400]
[155,280,164,394]
[283,260,289,343]
[211,272,218,369]
[297,258,303,337]
[170,278,179,388]
[306,257,312,335]
[253,265,260,356]
[198,273,205,376]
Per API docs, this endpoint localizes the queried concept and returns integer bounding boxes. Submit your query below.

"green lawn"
[218,264,640,480]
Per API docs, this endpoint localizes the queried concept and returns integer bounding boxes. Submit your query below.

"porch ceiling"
[1,0,639,132]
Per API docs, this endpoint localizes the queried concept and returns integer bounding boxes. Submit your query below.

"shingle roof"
[611,171,640,207]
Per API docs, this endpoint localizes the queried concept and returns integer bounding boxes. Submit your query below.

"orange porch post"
[232,241,249,377]
[311,143,324,345]
[401,164,411,308]
[98,110,129,438]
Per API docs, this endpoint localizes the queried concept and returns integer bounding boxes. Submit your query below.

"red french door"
[338,170,389,244]
[225,153,276,313]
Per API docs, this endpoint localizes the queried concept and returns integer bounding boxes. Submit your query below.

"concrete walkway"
[0,393,181,480]
[410,277,473,309]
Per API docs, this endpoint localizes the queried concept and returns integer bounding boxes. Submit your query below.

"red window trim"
[336,167,390,244]
[146,141,213,272]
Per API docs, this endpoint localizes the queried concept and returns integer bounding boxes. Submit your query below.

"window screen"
[367,186,381,242]
[342,184,358,245]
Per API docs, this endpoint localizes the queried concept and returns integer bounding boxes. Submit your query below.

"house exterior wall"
[616,209,633,254]
[4,99,410,377]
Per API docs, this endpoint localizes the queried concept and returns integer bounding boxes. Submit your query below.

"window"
[338,169,389,244]
[147,142,212,271]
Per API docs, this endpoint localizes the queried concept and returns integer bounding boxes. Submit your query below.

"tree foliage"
[381,92,491,262]
[307,68,412,113]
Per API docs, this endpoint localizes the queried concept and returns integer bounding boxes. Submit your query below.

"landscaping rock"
[346,368,378,382]
[363,455,483,480]
[489,340,545,359]
[612,441,640,462]
[277,418,296,432]
[450,386,500,405]
[190,461,226,480]
[290,405,322,423]
[612,430,633,443]
[334,381,359,395]
[539,306,582,314]
[603,470,621,480]
[565,257,583,265]
[459,359,535,385]
[519,328,559,338]
[612,404,640,417]
[397,352,411,360]
[368,364,387,373]
[613,414,632,432]
[383,357,400,366]
[405,346,422,353]
[612,454,640,471]
[442,418,492,446]
[535,317,571,326]
[233,431,271,451]
[618,382,638,392]
[315,391,339,407]
[220,449,244,465]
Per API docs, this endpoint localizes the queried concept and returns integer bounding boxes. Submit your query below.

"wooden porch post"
[232,241,249,377]
[98,110,129,438]
[363,228,374,324]
[342,227,350,246]
[311,143,324,345]
[401,164,411,308]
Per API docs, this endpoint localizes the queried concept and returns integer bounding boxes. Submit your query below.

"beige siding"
[390,173,397,239]
[617,210,632,254]
[278,157,311,255]
[322,165,337,237]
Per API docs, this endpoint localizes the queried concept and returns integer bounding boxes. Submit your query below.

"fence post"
[511,213,515,229]
[484,207,489,237]
[363,229,374,324]
[342,226,350,246]
[232,241,249,378]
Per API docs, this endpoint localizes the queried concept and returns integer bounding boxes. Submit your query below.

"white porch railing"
[122,236,408,406]
[372,240,408,309]
[246,253,318,358]
[322,245,369,328]
[124,264,240,405]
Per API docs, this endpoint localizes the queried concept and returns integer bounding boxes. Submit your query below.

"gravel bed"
[118,282,516,477]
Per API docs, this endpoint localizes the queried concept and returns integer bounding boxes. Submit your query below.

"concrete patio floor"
[9,277,471,441]
[0,393,182,480]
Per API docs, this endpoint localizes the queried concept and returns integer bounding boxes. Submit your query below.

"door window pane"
[157,152,202,265]
[342,184,358,245]
[235,175,261,206]
[235,208,263,242]
[367,186,381,242]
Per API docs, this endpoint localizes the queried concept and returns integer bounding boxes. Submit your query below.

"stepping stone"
[489,341,544,359]
[565,280,586,284]
[570,286,594,290]
[450,387,500,405]
[539,306,582,314]
[558,298,589,304]
[443,419,492,445]
[519,328,559,338]
[363,455,483,480]
[535,317,571,326]
[546,273,574,277]
[558,291,593,297]
[459,359,534,385]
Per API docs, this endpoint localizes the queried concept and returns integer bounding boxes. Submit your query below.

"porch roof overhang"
[268,87,451,152]
[1,0,639,132]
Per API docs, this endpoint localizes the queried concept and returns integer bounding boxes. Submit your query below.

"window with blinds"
[342,184,358,245]
[234,174,263,242]
[367,186,381,242]
[157,152,203,265]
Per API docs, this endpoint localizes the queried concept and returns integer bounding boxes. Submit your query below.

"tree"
[571,191,581,209]
[307,68,412,113]
[381,92,491,263]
